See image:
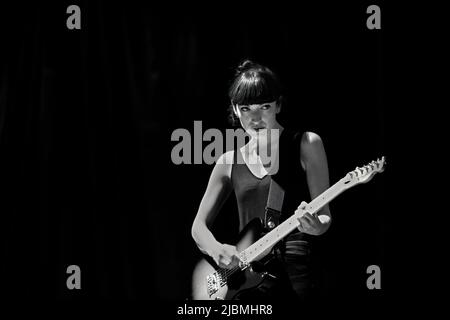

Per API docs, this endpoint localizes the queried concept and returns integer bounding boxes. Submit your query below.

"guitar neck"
[240,177,350,264]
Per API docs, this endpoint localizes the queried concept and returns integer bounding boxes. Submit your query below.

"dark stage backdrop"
[0,1,390,307]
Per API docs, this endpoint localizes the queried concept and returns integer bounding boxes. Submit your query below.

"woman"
[191,60,331,302]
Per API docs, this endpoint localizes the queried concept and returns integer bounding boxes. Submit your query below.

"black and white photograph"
[0,1,405,317]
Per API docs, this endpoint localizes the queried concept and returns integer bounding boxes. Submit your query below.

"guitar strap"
[263,128,300,231]
[264,128,306,229]
[264,177,284,231]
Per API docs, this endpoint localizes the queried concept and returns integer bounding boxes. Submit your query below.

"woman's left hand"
[296,202,324,235]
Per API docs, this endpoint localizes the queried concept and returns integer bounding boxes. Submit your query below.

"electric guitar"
[191,157,386,300]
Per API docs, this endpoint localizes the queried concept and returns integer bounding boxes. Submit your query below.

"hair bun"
[236,59,257,76]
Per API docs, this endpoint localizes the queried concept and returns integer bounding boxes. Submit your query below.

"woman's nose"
[250,109,262,121]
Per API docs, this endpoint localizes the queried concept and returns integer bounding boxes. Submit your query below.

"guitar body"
[191,218,272,300]
[191,258,266,300]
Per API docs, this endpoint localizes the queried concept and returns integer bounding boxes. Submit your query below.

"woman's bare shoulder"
[300,131,327,167]
[214,150,235,179]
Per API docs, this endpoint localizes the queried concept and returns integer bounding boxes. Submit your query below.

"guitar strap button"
[264,207,281,230]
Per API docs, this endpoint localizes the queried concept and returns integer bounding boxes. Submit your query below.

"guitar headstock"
[343,156,386,187]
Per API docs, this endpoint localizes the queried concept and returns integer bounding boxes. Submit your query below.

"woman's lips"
[251,125,266,131]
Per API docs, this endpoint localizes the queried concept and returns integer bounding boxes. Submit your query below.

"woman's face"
[233,100,281,138]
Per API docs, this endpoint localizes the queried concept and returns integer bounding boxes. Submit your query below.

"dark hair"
[228,60,283,125]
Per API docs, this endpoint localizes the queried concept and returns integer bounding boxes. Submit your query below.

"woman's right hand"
[211,244,241,269]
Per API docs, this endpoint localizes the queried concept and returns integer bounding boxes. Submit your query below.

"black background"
[0,0,405,314]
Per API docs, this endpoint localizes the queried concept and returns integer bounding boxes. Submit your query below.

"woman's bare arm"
[297,132,332,235]
[191,151,240,268]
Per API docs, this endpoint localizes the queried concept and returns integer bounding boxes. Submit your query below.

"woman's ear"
[276,101,282,114]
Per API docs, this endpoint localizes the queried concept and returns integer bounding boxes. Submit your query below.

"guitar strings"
[217,265,240,287]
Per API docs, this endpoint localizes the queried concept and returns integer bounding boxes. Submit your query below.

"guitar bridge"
[206,271,224,297]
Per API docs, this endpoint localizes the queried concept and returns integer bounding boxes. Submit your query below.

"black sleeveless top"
[231,128,313,247]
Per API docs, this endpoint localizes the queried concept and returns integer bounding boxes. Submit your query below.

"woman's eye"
[261,104,271,110]
[241,107,249,112]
